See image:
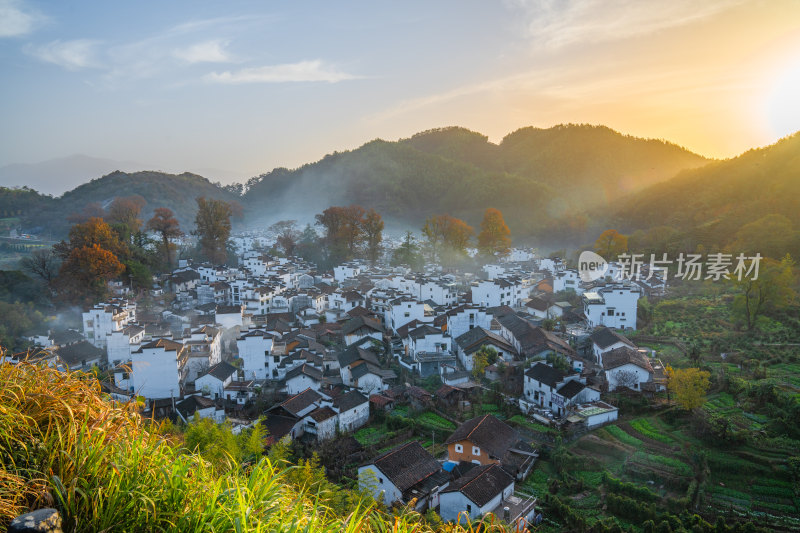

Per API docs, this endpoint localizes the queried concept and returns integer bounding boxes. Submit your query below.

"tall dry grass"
[0,359,516,532]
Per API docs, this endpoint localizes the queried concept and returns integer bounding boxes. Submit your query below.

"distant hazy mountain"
[0,155,151,196]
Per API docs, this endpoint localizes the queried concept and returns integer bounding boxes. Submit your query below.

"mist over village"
[1,2,800,532]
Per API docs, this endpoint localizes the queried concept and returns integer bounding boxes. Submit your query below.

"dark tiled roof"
[200,361,238,381]
[279,388,322,416]
[524,362,567,388]
[442,463,513,507]
[337,346,380,368]
[262,414,299,443]
[407,325,441,340]
[590,327,636,349]
[54,340,104,366]
[333,390,368,412]
[308,406,337,422]
[285,363,323,382]
[176,395,218,418]
[342,316,384,336]
[454,327,516,356]
[444,414,519,460]
[369,441,441,492]
[603,346,653,372]
[556,379,585,399]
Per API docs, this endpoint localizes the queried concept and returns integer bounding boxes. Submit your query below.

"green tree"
[193,197,232,265]
[732,254,795,330]
[391,231,423,270]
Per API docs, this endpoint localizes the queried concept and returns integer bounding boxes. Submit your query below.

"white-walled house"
[106,325,145,366]
[523,363,599,417]
[403,325,451,358]
[582,284,641,330]
[82,300,136,349]
[130,338,188,400]
[386,297,428,333]
[285,364,323,395]
[358,441,449,510]
[553,269,581,293]
[603,346,654,392]
[445,306,494,340]
[590,327,637,367]
[334,263,361,282]
[333,390,369,433]
[471,278,527,309]
[454,327,517,371]
[195,361,238,399]
[439,464,515,524]
[237,329,276,380]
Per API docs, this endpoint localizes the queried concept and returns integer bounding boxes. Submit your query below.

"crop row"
[604,425,643,447]
[631,451,692,476]
[630,418,674,444]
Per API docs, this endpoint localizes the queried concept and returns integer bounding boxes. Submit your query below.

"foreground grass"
[0,361,511,533]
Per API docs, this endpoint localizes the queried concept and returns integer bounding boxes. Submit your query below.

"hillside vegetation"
[613,132,800,255]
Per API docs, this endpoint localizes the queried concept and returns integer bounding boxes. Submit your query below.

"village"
[8,232,672,528]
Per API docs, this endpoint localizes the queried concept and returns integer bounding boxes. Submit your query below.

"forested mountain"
[611,132,800,256]
[243,138,556,233]
[242,124,708,239]
[0,124,763,244]
[14,171,240,238]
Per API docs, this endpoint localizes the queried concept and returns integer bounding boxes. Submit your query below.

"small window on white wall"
[455,444,463,453]
[472,446,480,456]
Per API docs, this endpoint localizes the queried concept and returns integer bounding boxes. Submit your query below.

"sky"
[1,0,800,189]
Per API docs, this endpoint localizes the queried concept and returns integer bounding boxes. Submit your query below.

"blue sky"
[2,0,799,187]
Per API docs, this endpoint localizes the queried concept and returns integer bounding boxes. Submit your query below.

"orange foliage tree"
[594,229,628,259]
[422,214,474,262]
[54,217,128,304]
[477,208,511,258]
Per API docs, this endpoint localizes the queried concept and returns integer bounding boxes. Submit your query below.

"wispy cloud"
[173,39,233,64]
[205,60,359,84]
[0,0,42,37]
[510,0,742,50]
[25,39,101,70]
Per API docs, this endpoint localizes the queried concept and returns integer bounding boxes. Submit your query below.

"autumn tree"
[269,220,301,257]
[193,197,232,265]
[477,207,511,258]
[362,208,384,264]
[594,229,628,259]
[54,217,128,304]
[471,346,499,380]
[732,254,796,330]
[422,214,474,263]
[146,207,183,268]
[666,366,711,410]
[315,205,367,264]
